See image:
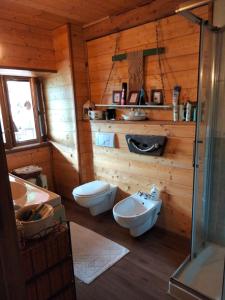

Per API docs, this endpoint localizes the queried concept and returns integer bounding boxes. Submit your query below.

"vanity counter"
[10,174,61,208]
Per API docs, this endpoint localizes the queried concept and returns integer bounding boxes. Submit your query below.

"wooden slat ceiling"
[0,0,153,30]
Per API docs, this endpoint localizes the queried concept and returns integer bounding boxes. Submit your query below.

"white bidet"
[113,191,162,237]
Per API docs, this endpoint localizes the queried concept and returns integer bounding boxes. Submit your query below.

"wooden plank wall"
[0,19,56,71]
[0,19,56,191]
[43,25,79,199]
[87,6,208,121]
[91,121,195,237]
[70,24,94,184]
[83,8,210,237]
[6,146,54,190]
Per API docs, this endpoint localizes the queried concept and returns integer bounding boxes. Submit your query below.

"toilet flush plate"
[95,132,115,148]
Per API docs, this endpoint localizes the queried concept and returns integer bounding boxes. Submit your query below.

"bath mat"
[70,222,129,284]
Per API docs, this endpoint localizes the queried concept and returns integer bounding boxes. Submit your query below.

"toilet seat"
[73,180,110,198]
[72,180,117,216]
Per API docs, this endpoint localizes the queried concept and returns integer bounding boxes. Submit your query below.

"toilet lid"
[73,180,110,197]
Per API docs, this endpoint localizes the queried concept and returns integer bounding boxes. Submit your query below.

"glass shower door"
[170,24,225,300]
[191,22,217,258]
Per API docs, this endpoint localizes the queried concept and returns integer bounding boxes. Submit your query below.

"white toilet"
[113,189,162,237]
[72,180,117,216]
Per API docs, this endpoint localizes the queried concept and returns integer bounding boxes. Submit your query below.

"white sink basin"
[10,181,27,209]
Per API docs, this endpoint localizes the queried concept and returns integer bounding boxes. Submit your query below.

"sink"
[10,181,27,208]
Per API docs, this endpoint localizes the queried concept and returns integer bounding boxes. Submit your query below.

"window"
[0,76,47,149]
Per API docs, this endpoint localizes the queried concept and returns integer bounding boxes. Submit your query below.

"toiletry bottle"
[186,101,192,122]
[139,88,146,105]
[150,184,160,201]
[193,106,197,122]
[173,106,178,122]
[172,86,181,122]
[179,103,185,121]
[172,86,181,106]
[121,82,127,105]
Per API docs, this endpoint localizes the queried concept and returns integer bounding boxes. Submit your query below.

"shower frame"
[169,4,225,299]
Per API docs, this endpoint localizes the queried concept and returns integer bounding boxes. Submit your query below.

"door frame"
[0,125,26,299]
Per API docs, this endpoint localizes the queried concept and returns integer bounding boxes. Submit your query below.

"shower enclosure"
[169,10,225,300]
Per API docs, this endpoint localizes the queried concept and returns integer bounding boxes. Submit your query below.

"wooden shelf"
[95,104,172,109]
[90,119,196,126]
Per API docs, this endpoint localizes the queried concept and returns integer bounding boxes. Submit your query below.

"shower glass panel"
[171,24,225,300]
[191,23,217,259]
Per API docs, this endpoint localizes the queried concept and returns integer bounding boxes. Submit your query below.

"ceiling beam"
[83,0,187,41]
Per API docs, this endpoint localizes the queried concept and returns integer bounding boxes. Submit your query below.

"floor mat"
[70,222,129,284]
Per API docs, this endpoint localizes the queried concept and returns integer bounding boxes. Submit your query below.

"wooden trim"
[208,1,214,23]
[0,65,57,74]
[0,129,26,299]
[67,23,82,185]
[1,75,43,147]
[83,0,186,41]
[30,77,42,143]
[36,78,48,141]
[5,141,50,155]
[0,76,13,148]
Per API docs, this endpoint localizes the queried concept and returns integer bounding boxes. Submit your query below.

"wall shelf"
[90,120,196,126]
[95,104,172,109]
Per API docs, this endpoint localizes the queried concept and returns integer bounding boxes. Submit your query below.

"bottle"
[139,88,146,105]
[179,104,185,121]
[172,86,181,106]
[150,184,160,201]
[172,86,181,122]
[121,82,127,105]
[193,106,197,122]
[173,106,179,122]
[186,101,192,121]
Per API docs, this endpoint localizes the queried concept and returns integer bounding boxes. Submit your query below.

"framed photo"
[112,91,122,104]
[151,89,163,105]
[127,91,139,105]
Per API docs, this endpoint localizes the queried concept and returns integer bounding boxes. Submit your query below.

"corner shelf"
[95,104,172,109]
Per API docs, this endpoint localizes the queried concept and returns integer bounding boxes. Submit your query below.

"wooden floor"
[64,200,190,300]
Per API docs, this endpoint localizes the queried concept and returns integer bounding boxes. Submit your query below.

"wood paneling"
[90,121,195,238]
[0,0,72,31]
[44,25,79,199]
[70,25,94,183]
[0,19,56,71]
[87,6,208,121]
[6,145,54,191]
[4,0,168,26]
[83,0,187,40]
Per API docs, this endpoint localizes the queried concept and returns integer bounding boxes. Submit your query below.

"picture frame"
[112,91,122,104]
[151,89,163,105]
[127,91,140,105]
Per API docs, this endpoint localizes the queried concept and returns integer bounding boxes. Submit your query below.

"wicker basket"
[16,204,54,239]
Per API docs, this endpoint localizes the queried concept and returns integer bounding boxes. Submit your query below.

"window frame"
[0,75,44,149]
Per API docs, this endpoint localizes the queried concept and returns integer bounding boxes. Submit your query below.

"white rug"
[70,222,129,284]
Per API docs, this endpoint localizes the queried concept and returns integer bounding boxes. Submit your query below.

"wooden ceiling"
[1,0,153,30]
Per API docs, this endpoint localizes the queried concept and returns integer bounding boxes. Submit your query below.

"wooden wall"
[82,8,210,237]
[43,25,79,199]
[83,0,186,41]
[0,19,56,192]
[70,25,94,184]
[87,6,208,120]
[91,121,195,238]
[0,19,56,71]
[6,145,54,190]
